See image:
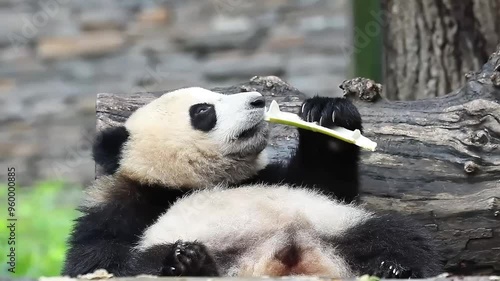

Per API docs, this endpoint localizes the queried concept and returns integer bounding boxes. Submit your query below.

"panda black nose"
[249,96,265,108]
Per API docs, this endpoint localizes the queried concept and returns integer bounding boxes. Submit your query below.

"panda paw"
[299,97,362,151]
[372,261,413,279]
[161,241,219,277]
[300,96,362,131]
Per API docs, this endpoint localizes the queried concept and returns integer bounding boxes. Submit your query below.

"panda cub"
[62,87,441,278]
[133,185,442,278]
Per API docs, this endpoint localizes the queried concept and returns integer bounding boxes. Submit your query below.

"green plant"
[1,180,82,277]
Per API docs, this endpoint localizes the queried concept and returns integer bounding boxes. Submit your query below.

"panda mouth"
[237,122,263,139]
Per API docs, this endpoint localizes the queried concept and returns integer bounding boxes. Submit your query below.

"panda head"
[93,87,270,188]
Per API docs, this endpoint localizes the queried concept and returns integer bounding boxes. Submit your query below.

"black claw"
[161,241,219,277]
[299,97,361,131]
[374,261,413,279]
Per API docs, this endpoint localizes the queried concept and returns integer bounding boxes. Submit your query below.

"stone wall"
[0,0,352,186]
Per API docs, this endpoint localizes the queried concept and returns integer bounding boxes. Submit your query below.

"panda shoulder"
[81,175,129,209]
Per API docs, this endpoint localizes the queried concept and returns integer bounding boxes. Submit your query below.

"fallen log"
[95,47,500,275]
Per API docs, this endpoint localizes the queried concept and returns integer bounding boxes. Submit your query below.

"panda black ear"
[92,126,130,175]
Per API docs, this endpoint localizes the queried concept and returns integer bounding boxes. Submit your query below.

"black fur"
[128,213,443,278]
[92,126,129,175]
[62,177,187,276]
[332,213,443,278]
[189,103,217,132]
[128,241,219,277]
[63,96,441,278]
[248,96,362,202]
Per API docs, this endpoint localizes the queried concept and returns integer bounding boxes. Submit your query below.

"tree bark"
[382,0,500,100]
[96,46,500,275]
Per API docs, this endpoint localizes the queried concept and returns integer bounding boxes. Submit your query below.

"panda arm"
[252,96,361,202]
[63,205,169,277]
[62,181,183,277]
[62,208,139,277]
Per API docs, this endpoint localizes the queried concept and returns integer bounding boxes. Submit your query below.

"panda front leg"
[287,96,362,202]
[129,241,220,277]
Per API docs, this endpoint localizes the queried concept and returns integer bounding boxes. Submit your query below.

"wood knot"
[250,75,285,85]
[465,71,478,80]
[487,197,499,211]
[472,130,490,145]
[340,77,382,102]
[465,71,474,79]
[464,161,479,174]
[249,76,292,92]
[488,197,500,217]
[490,72,500,87]
[240,85,256,92]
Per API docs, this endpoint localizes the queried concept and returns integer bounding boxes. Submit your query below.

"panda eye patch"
[196,105,210,115]
[191,103,213,116]
[189,103,217,132]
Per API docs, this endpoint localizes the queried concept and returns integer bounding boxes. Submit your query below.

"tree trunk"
[95,45,500,275]
[382,0,500,100]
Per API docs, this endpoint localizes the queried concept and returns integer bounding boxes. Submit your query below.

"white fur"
[118,87,269,188]
[137,185,373,277]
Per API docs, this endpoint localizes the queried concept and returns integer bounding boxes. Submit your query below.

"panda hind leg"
[332,213,443,279]
[370,261,413,279]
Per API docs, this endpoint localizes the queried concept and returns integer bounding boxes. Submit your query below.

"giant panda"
[62,87,442,278]
[131,185,442,278]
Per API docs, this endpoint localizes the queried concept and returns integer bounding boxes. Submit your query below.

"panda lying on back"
[133,185,441,278]
[62,87,442,278]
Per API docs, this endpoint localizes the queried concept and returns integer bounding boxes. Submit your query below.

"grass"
[0,180,82,277]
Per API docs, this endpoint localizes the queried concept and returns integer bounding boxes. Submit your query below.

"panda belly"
[137,184,373,277]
